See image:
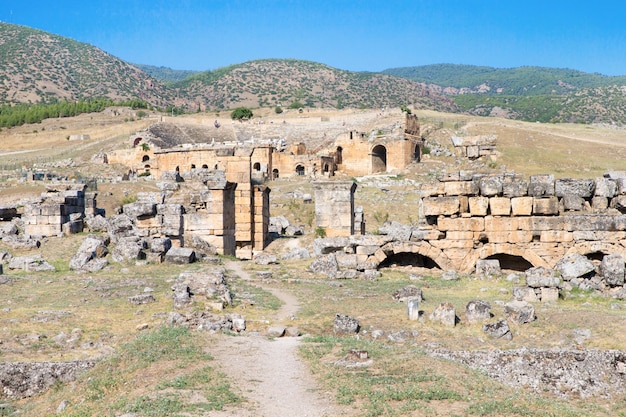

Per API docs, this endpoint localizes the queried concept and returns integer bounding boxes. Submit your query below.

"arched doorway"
[413,144,421,162]
[379,252,441,269]
[273,169,279,179]
[296,165,305,176]
[484,254,533,271]
[253,162,261,172]
[336,146,343,165]
[371,145,387,173]
[142,155,150,163]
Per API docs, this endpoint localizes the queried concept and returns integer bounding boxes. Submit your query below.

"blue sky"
[3,1,626,75]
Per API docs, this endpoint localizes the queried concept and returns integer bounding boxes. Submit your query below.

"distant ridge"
[1,22,626,125]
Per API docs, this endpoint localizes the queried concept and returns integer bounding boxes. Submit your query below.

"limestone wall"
[313,181,359,237]
[22,185,88,237]
[415,172,626,271]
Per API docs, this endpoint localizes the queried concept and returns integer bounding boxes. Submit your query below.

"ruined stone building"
[21,184,96,237]
[317,171,626,274]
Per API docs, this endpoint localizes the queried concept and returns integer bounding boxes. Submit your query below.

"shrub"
[230,107,253,121]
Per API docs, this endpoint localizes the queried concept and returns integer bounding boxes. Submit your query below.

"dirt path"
[207,262,342,417]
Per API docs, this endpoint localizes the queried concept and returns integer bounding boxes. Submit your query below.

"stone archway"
[460,243,549,273]
[566,242,626,264]
[295,165,305,176]
[336,146,343,165]
[371,144,387,173]
[369,241,453,271]
[413,143,421,162]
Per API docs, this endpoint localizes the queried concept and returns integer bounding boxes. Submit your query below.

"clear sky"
[3,1,626,75]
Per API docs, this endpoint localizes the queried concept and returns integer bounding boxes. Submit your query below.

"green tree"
[230,107,253,121]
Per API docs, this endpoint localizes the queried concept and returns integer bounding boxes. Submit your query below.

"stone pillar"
[313,181,357,237]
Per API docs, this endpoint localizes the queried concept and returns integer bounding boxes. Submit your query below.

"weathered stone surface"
[281,248,310,260]
[555,253,595,280]
[562,194,586,211]
[611,195,626,213]
[84,214,109,232]
[533,196,559,215]
[165,247,196,264]
[309,254,338,277]
[504,300,536,324]
[512,286,539,302]
[555,179,595,198]
[8,255,55,272]
[187,235,217,255]
[525,266,561,288]
[475,259,501,277]
[148,237,172,254]
[468,197,489,216]
[502,179,528,198]
[422,197,460,216]
[540,287,559,302]
[171,282,192,308]
[594,177,617,198]
[378,221,413,241]
[479,176,503,197]
[441,270,460,281]
[2,235,40,250]
[112,237,146,263]
[430,302,456,327]
[528,174,555,197]
[465,300,491,324]
[430,348,626,398]
[267,326,286,338]
[392,285,423,302]
[333,314,359,334]
[0,361,95,399]
[128,294,156,304]
[600,254,625,286]
[313,237,350,256]
[253,253,278,265]
[482,320,512,339]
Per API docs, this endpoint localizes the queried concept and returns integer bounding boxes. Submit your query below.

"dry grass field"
[1,107,626,416]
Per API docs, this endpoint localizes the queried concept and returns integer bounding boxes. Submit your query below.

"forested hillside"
[383,64,626,95]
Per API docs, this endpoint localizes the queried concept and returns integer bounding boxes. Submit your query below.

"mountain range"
[2,22,626,125]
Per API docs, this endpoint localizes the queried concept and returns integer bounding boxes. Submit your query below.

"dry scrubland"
[1,108,626,416]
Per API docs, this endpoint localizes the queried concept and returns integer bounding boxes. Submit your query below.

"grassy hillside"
[174,59,458,111]
[0,23,176,107]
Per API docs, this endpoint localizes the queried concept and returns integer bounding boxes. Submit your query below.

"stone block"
[511,197,533,216]
[479,177,503,197]
[591,197,608,210]
[555,178,595,198]
[540,287,559,302]
[489,197,511,216]
[466,146,479,159]
[512,286,539,302]
[468,197,489,216]
[502,180,529,198]
[533,196,559,215]
[165,247,196,264]
[528,174,555,197]
[601,254,625,286]
[444,181,477,196]
[594,177,617,198]
[562,194,586,211]
[540,231,573,242]
[437,217,484,232]
[422,197,460,216]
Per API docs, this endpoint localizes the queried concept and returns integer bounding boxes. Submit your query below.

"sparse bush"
[314,227,327,238]
[274,106,283,114]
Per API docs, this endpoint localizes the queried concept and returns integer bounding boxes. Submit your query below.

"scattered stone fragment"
[504,300,536,324]
[333,314,359,334]
[429,302,457,327]
[465,300,492,324]
[482,320,512,340]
